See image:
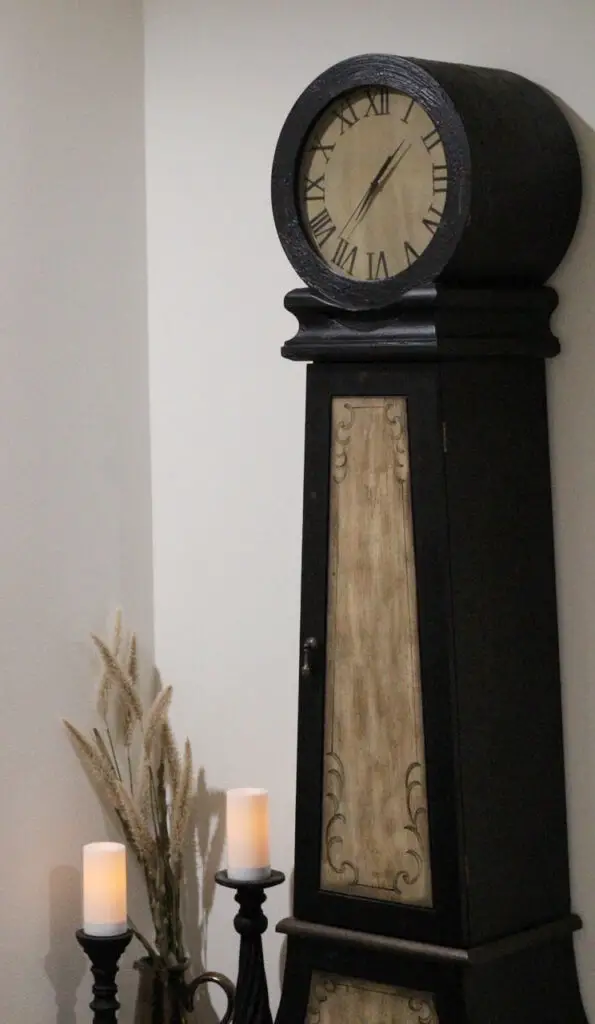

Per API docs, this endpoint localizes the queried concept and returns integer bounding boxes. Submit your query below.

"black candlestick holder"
[215,869,285,1024]
[76,928,132,1024]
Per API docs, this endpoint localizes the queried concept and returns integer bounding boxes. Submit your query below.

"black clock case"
[276,286,589,1023]
[413,57,582,287]
[271,55,581,309]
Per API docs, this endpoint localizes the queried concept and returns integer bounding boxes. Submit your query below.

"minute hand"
[339,141,405,240]
[353,142,412,229]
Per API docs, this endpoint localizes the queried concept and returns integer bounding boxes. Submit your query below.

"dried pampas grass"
[64,613,195,966]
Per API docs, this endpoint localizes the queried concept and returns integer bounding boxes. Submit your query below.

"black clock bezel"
[271,54,471,310]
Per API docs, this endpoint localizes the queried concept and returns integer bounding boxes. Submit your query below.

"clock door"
[293,363,462,945]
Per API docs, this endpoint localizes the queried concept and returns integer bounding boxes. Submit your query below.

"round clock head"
[271,54,471,310]
[298,87,448,283]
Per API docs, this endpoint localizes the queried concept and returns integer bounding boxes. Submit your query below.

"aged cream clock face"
[298,87,448,282]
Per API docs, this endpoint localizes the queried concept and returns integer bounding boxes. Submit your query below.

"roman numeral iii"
[432,164,448,194]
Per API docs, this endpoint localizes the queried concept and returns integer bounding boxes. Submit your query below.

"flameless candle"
[226,788,271,882]
[83,842,127,936]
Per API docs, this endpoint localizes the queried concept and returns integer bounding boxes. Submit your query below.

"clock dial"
[298,88,448,281]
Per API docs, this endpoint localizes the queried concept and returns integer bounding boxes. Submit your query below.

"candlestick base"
[76,928,132,1024]
[216,869,285,1024]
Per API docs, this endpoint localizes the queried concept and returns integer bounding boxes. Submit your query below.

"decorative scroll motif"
[393,762,427,896]
[323,751,359,886]
[320,397,432,907]
[306,977,338,1024]
[332,402,355,484]
[306,973,438,1024]
[384,399,409,482]
[408,998,436,1024]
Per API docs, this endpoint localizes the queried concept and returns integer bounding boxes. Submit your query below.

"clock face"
[298,87,448,282]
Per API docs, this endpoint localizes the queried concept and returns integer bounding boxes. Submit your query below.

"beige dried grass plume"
[64,612,196,965]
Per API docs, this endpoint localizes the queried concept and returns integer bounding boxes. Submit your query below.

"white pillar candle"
[83,842,127,936]
[226,788,271,882]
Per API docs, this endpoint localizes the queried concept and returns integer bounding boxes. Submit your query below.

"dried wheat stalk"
[64,614,196,966]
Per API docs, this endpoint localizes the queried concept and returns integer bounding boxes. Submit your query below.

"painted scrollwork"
[393,761,428,896]
[321,396,431,906]
[323,752,359,886]
[384,399,409,482]
[408,996,437,1024]
[306,975,438,1024]
[306,976,337,1024]
[332,402,355,483]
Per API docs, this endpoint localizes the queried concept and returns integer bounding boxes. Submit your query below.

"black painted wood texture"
[281,286,560,361]
[276,930,589,1024]
[440,358,570,942]
[271,55,581,309]
[76,930,132,1024]
[292,353,572,947]
[277,284,589,1022]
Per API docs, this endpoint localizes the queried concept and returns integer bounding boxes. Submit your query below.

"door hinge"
[442,421,448,453]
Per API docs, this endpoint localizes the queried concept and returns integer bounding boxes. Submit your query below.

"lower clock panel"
[306,972,437,1024]
[275,921,589,1024]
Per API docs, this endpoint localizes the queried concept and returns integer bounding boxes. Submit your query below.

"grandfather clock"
[270,55,587,1022]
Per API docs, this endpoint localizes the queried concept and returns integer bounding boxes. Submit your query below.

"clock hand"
[354,142,411,218]
[338,141,405,240]
[344,142,412,238]
[375,142,412,192]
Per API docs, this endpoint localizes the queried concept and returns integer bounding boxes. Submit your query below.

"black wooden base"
[275,917,589,1023]
[76,929,132,1024]
[216,870,285,1024]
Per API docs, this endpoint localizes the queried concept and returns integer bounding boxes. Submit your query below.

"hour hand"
[340,142,405,239]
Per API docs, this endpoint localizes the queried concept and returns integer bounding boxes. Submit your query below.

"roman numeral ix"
[304,175,325,202]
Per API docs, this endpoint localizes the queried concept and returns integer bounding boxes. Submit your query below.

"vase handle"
[186,970,235,1024]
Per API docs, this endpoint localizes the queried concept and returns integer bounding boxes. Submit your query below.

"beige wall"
[144,0,595,1015]
[0,1,151,1019]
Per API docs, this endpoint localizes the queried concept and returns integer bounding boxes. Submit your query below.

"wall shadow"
[182,767,227,1022]
[547,103,595,1015]
[277,868,294,1001]
[44,865,85,1024]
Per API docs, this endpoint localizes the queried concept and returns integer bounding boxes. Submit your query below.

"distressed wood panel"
[321,397,432,905]
[306,972,438,1024]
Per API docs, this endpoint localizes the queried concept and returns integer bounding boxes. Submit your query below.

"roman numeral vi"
[367,251,389,279]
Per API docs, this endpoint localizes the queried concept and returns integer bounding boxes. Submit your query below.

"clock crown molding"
[280,286,560,362]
